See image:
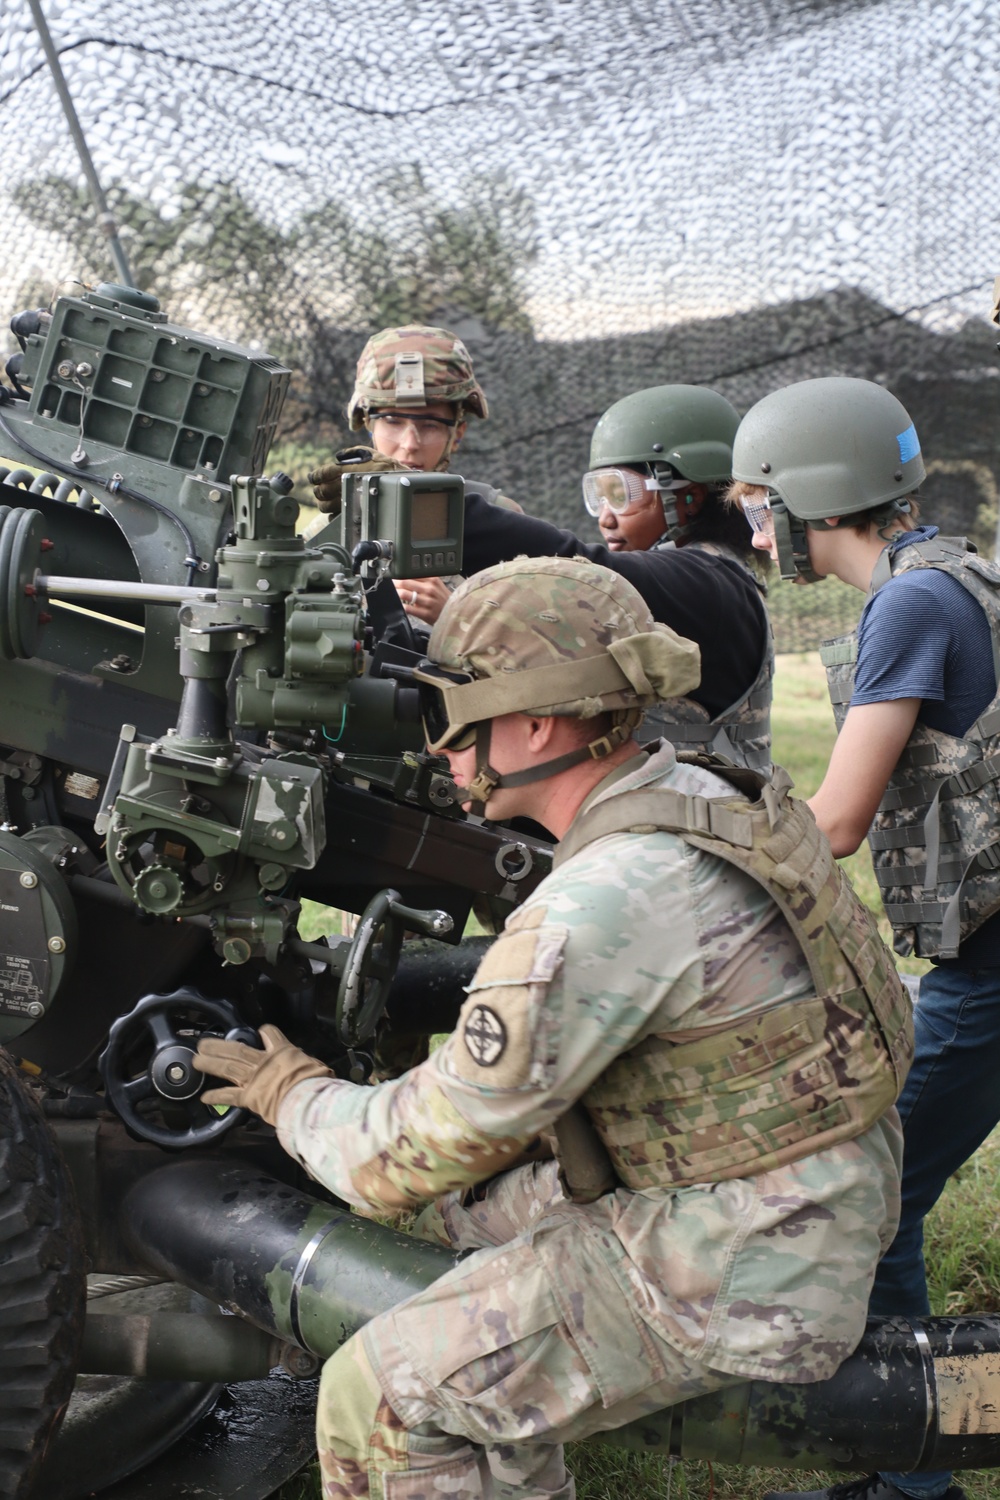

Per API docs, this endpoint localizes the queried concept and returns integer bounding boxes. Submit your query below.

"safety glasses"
[740,493,776,538]
[412,661,479,753]
[371,411,457,438]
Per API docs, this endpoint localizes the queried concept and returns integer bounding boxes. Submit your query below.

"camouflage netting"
[1,0,998,651]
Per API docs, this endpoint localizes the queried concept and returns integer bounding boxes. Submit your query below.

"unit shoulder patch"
[449,909,568,1090]
[462,1003,507,1067]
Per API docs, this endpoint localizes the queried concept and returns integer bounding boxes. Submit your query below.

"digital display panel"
[411,490,450,543]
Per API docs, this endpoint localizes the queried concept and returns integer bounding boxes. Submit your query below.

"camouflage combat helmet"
[732,377,925,583]
[590,384,740,481]
[415,556,701,811]
[347,324,489,431]
[588,385,740,543]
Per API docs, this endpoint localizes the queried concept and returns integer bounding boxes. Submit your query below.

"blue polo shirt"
[851,527,1000,967]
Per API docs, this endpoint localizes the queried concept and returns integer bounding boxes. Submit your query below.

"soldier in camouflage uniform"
[732,375,999,1500]
[195,555,908,1500]
[308,323,519,615]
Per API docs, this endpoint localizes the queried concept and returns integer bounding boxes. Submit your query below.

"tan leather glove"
[193,1024,333,1126]
[307,445,401,514]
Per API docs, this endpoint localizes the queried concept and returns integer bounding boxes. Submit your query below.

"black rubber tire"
[0,1050,86,1499]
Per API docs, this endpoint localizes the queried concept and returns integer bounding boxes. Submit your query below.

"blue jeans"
[873,964,1000,1499]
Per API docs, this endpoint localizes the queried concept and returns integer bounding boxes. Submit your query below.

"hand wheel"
[99,987,258,1149]
[335,889,453,1048]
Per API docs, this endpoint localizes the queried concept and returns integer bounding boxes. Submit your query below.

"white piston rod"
[36,575,217,604]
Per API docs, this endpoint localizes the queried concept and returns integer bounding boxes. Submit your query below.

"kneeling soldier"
[196,555,910,1500]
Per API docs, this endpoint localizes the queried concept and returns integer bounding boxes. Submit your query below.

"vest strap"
[553,764,910,1188]
[554,785,756,869]
[878,751,1000,812]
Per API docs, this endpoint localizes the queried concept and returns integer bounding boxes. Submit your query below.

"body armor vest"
[552,757,911,1194]
[638,542,774,774]
[820,535,1000,960]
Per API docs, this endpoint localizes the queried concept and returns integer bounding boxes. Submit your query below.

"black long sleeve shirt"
[462,492,768,719]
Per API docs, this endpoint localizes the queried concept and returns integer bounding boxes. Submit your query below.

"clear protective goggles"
[740,493,777,539]
[412,660,479,753]
[582,467,693,518]
[581,467,661,517]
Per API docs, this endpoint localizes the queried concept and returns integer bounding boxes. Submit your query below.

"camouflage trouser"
[317,1162,734,1499]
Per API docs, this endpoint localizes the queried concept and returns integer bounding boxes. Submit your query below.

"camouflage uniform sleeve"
[277,836,703,1213]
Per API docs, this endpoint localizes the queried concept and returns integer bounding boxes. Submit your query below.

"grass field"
[276,653,1000,1500]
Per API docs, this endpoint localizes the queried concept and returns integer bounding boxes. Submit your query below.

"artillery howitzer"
[1,284,999,1499]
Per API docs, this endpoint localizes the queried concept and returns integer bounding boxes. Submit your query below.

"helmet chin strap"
[772,497,912,584]
[772,504,822,584]
[464,717,636,816]
[652,465,699,546]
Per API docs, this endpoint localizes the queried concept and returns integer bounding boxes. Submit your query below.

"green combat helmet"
[731,376,926,582]
[346,324,489,430]
[589,384,740,543]
[414,555,701,813]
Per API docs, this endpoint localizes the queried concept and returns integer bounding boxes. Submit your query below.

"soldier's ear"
[824,516,842,527]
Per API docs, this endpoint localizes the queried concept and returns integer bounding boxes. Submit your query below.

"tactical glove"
[307,445,401,514]
[193,1024,334,1127]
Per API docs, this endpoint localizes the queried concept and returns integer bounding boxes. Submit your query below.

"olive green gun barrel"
[123,1160,1000,1473]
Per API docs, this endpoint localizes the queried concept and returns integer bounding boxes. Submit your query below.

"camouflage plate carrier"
[553,757,911,1189]
[639,541,774,774]
[820,534,1000,960]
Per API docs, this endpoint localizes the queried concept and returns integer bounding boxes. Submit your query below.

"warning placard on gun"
[0,869,50,1017]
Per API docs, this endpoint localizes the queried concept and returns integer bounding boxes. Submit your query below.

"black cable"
[0,405,203,583]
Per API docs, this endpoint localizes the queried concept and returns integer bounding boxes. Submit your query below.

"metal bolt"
[138,415,152,427]
[651,442,664,453]
[26,1001,44,1019]
[760,462,771,474]
[208,488,222,502]
[256,579,269,592]
[280,1344,320,1379]
[19,871,37,888]
[47,936,66,953]
[150,369,165,382]
[195,383,210,396]
[166,1063,186,1083]
[76,361,94,378]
